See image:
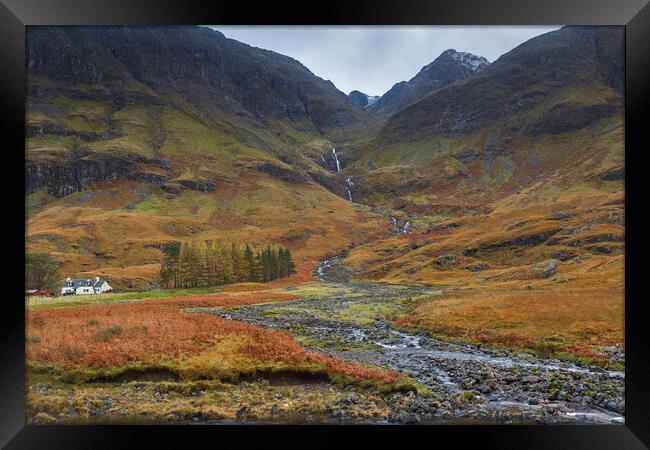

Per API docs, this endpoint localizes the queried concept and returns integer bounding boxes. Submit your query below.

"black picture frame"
[2,0,648,448]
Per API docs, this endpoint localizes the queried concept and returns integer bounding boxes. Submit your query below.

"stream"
[197,256,625,424]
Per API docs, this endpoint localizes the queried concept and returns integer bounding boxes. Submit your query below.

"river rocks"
[190,256,625,425]
[235,406,251,418]
[399,412,421,424]
[479,385,493,394]
[338,394,359,405]
[521,375,541,384]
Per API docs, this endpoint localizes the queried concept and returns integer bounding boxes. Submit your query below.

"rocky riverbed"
[193,256,625,425]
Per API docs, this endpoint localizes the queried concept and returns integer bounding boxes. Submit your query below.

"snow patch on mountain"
[429,49,490,72]
[365,95,380,107]
[348,90,381,108]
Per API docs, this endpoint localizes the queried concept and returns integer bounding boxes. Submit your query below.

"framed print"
[2,0,649,448]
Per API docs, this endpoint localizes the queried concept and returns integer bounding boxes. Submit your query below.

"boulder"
[521,375,541,384]
[530,259,560,278]
[432,254,458,267]
[551,249,576,261]
[466,261,489,272]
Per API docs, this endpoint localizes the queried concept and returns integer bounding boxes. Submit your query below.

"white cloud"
[207,26,560,96]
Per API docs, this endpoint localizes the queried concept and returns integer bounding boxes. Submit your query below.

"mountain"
[342,26,624,285]
[24,25,624,290]
[369,49,490,117]
[26,26,384,195]
[25,26,387,288]
[348,90,381,108]
[352,26,623,213]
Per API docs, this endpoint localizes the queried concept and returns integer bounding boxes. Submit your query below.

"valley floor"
[25,256,624,425]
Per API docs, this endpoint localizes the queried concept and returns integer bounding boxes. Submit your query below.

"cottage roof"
[64,278,108,288]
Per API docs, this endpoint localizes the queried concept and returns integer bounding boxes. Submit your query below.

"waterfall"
[390,216,412,234]
[345,176,353,202]
[331,148,341,172]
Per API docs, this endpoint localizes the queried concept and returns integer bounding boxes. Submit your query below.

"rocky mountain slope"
[342,26,623,286]
[348,90,380,108]
[25,26,624,291]
[26,26,384,197]
[25,26,387,287]
[369,49,489,118]
[351,26,623,214]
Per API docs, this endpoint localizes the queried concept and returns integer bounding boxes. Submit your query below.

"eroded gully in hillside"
[196,256,625,424]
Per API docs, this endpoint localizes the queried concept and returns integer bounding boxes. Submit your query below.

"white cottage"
[61,276,113,295]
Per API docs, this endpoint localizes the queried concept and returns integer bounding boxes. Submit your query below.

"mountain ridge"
[368,48,490,117]
[350,26,623,214]
[25,26,389,287]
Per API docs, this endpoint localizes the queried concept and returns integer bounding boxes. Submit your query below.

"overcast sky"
[207,26,560,96]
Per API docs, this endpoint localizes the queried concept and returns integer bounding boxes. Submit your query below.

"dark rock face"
[463,228,562,258]
[370,49,490,117]
[551,249,577,261]
[348,90,369,108]
[530,102,619,136]
[25,26,386,199]
[254,162,308,184]
[569,234,623,247]
[598,167,624,181]
[176,178,218,193]
[465,262,489,272]
[432,255,459,267]
[26,26,376,136]
[25,153,170,197]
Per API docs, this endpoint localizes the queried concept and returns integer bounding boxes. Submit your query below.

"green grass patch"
[27,286,223,310]
[95,326,124,343]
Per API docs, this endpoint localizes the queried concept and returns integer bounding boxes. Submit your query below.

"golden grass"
[26,290,405,385]
[395,287,623,364]
[26,174,387,289]
[342,181,624,364]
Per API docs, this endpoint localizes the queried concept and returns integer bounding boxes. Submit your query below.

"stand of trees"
[25,253,61,291]
[160,241,296,289]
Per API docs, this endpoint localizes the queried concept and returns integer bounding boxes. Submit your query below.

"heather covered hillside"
[25,26,386,288]
[350,26,623,214]
[339,26,624,291]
